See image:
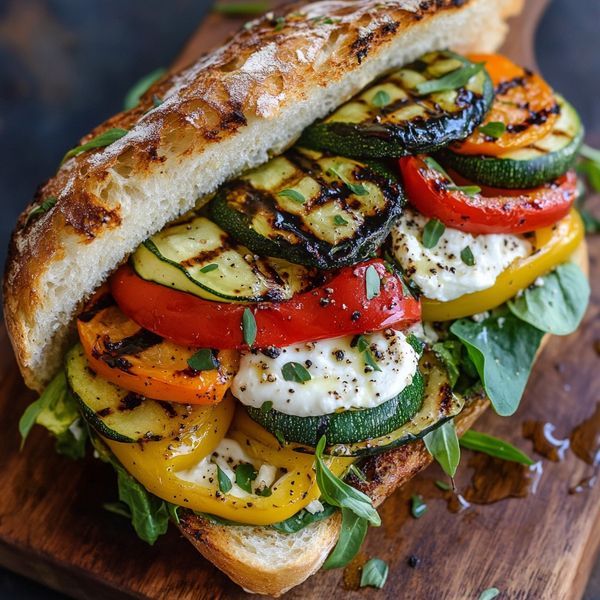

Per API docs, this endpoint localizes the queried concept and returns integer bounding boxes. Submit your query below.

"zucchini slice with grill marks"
[324,352,463,457]
[245,369,424,447]
[66,344,217,443]
[298,51,494,158]
[132,216,316,302]
[209,149,404,269]
[439,95,584,188]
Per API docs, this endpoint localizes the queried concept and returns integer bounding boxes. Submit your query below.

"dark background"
[0,0,598,598]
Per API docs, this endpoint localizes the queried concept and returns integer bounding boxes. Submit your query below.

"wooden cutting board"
[2,1,599,598]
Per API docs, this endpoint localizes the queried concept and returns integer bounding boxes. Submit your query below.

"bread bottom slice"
[178,241,589,596]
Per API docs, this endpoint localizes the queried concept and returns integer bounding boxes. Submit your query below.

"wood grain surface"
[1,1,599,598]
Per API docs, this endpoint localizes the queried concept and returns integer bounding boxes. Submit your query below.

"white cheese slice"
[390,207,532,302]
[231,329,419,417]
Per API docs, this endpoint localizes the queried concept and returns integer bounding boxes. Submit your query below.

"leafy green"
[422,219,445,249]
[423,420,460,478]
[348,464,367,483]
[187,348,219,371]
[416,61,484,95]
[460,430,534,465]
[410,494,428,519]
[460,246,475,266]
[217,465,233,493]
[25,197,57,224]
[371,90,391,108]
[213,2,268,16]
[314,436,380,526]
[479,121,506,139]
[103,501,132,519]
[479,588,500,600]
[235,463,257,493]
[333,214,348,226]
[199,263,219,273]
[432,341,462,387]
[365,265,381,300]
[354,335,382,372]
[123,67,166,110]
[62,128,128,163]
[271,504,337,534]
[423,156,451,179]
[278,189,306,204]
[260,400,273,414]
[242,308,257,346]
[435,480,451,491]
[281,362,312,384]
[327,166,368,196]
[322,508,368,570]
[446,184,481,197]
[508,263,590,335]
[54,421,88,460]
[360,558,389,589]
[450,312,544,416]
[580,208,600,234]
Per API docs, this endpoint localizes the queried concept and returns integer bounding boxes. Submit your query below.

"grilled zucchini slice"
[132,215,315,302]
[299,51,494,158]
[439,95,583,188]
[66,344,216,443]
[209,149,404,269]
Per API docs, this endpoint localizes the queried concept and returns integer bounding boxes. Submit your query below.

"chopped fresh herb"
[460,246,475,266]
[333,214,348,226]
[187,348,219,372]
[213,2,268,16]
[242,308,257,347]
[278,188,305,203]
[415,61,484,95]
[423,156,451,179]
[260,400,273,414]
[348,463,367,483]
[365,265,381,300]
[257,486,272,497]
[166,503,180,524]
[360,558,389,589]
[372,89,391,108]
[479,588,500,600]
[235,463,257,493]
[62,127,128,163]
[274,430,286,446]
[273,16,286,31]
[199,263,219,273]
[103,501,132,519]
[460,430,534,465]
[410,494,428,519]
[271,503,337,533]
[354,335,382,372]
[422,218,446,249]
[323,508,369,569]
[424,420,460,478]
[479,121,506,139]
[447,184,481,197]
[435,480,451,491]
[123,67,166,110]
[26,197,57,225]
[217,465,233,493]
[327,166,369,196]
[282,361,312,384]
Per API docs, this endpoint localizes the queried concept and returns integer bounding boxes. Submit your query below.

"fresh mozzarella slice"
[390,207,532,302]
[231,329,419,417]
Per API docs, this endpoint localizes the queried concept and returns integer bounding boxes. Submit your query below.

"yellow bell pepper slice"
[106,400,353,526]
[421,210,584,322]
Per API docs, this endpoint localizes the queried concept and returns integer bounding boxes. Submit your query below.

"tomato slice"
[399,156,577,234]
[77,294,238,404]
[111,260,421,350]
[453,54,559,155]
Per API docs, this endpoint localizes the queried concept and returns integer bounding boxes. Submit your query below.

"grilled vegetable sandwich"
[5,0,592,595]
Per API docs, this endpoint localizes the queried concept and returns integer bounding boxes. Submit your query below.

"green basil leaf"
[187,348,219,371]
[360,558,389,589]
[423,156,451,179]
[322,507,368,569]
[278,189,306,204]
[271,504,337,534]
[26,197,57,225]
[365,265,381,300]
[315,436,380,526]
[507,263,590,335]
[580,143,600,164]
[167,503,180,524]
[460,246,475,266]
[371,89,391,108]
[460,430,534,465]
[432,341,462,388]
[580,207,600,233]
[450,312,544,416]
[282,361,312,384]
[447,184,481,197]
[354,335,383,373]
[424,420,460,478]
[333,214,348,226]
[435,480,451,491]
[199,263,219,273]
[62,128,128,163]
[478,121,506,139]
[242,308,257,347]
[103,501,132,519]
[235,462,257,493]
[213,1,268,16]
[348,464,367,483]
[260,400,273,414]
[410,494,428,519]
[327,166,368,196]
[123,67,166,110]
[217,465,233,493]
[479,588,500,600]
[54,420,88,460]
[416,61,484,95]
[422,219,445,249]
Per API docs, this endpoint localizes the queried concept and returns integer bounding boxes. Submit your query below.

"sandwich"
[5,0,594,595]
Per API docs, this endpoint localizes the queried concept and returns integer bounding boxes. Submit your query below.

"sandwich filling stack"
[5,0,592,595]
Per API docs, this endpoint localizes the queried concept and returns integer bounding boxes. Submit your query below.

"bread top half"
[3,0,523,391]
